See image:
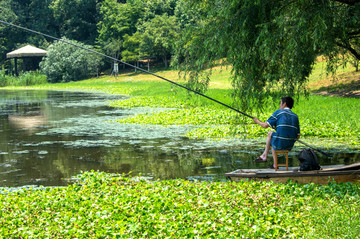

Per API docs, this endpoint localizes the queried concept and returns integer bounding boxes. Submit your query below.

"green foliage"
[177,0,360,113]
[40,37,101,83]
[139,14,179,67]
[0,0,20,63]
[0,171,359,237]
[97,0,144,45]
[97,0,180,67]
[122,33,142,62]
[0,70,47,87]
[1,0,55,55]
[50,0,99,45]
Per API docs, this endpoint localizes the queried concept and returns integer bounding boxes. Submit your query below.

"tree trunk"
[163,56,167,68]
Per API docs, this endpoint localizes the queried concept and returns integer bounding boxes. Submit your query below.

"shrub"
[0,69,47,86]
[40,37,101,83]
[0,69,7,87]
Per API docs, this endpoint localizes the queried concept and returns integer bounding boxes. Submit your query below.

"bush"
[40,37,101,83]
[0,69,7,87]
[0,69,47,86]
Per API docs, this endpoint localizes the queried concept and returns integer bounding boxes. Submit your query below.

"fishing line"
[0,20,253,118]
[0,20,332,157]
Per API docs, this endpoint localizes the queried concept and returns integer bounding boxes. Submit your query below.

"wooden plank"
[322,162,360,171]
[229,173,360,184]
[225,163,360,184]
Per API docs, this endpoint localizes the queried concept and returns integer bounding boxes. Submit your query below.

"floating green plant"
[0,171,359,238]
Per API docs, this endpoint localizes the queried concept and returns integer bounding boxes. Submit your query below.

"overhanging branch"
[337,42,360,60]
[333,0,360,5]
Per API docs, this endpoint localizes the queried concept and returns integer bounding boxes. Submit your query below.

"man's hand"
[252,117,269,129]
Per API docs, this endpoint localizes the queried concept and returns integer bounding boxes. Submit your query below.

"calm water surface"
[0,90,358,187]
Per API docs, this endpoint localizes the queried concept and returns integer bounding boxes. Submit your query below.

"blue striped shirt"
[266,109,300,150]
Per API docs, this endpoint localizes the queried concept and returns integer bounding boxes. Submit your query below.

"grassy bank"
[1,171,359,238]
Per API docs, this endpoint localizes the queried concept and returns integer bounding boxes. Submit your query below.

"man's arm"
[252,117,270,129]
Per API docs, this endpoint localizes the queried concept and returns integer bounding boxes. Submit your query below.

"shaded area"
[312,71,360,98]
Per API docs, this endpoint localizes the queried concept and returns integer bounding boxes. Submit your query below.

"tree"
[50,0,99,45]
[139,14,179,68]
[122,33,141,64]
[139,0,177,21]
[6,0,56,48]
[97,0,143,45]
[177,0,360,113]
[102,38,123,71]
[97,0,144,71]
[97,0,179,70]
[0,0,19,64]
[40,38,101,83]
[0,0,57,67]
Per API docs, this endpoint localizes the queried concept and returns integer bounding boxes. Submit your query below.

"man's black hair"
[281,96,294,109]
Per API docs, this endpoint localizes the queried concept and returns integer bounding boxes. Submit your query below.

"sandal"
[254,157,267,162]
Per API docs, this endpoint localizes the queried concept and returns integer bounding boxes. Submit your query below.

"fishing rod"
[0,20,332,157]
[0,20,253,119]
[297,139,332,158]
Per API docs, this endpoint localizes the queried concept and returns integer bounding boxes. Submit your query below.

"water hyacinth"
[116,107,239,126]
[0,171,359,238]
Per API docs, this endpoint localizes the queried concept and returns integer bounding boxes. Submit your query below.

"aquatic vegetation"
[109,96,182,109]
[114,98,359,142]
[0,171,359,238]
[185,125,267,139]
[4,68,359,147]
[116,107,239,126]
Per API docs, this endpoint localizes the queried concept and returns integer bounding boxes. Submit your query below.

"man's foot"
[254,156,267,162]
[268,164,281,170]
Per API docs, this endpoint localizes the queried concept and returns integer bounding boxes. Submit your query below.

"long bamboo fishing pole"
[0,20,332,157]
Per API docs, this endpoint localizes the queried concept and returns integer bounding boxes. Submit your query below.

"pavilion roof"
[6,45,47,59]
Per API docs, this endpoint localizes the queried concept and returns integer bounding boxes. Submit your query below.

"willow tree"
[176,0,360,113]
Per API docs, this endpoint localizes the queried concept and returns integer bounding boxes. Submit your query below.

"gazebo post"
[14,58,18,76]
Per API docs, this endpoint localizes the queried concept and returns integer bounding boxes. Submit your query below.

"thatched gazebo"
[6,45,47,76]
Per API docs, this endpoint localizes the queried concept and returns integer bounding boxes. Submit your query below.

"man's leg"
[256,131,273,161]
[270,146,276,168]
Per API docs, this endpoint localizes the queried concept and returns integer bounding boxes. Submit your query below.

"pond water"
[0,90,359,187]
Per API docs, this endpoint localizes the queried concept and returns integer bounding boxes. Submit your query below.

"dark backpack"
[298,148,321,171]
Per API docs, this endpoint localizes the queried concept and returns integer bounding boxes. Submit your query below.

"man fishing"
[252,96,300,166]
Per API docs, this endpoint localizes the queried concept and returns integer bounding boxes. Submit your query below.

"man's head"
[281,96,294,109]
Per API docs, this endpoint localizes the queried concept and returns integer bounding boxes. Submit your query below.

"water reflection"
[8,114,47,133]
[0,90,358,187]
